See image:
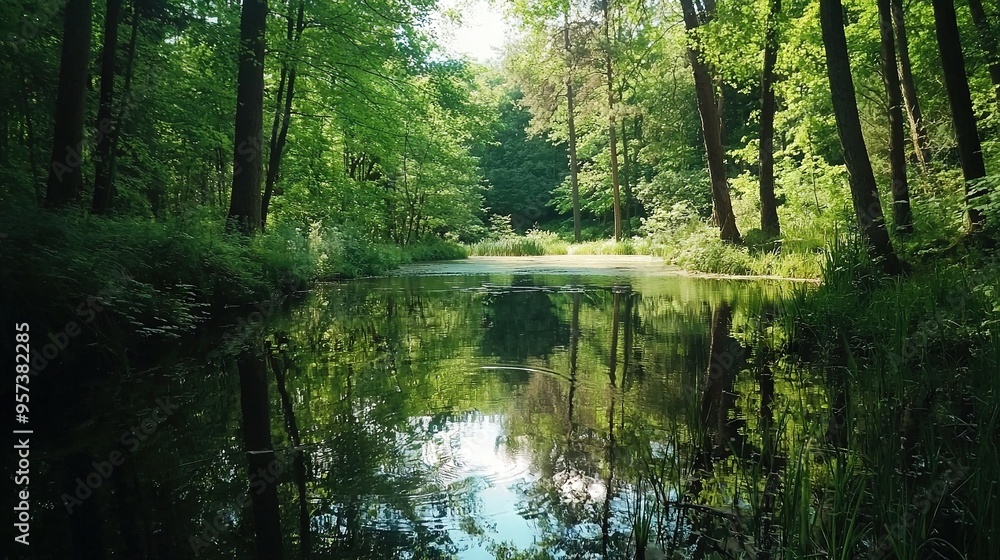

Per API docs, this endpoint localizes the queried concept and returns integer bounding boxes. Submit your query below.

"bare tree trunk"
[968,0,1000,100]
[226,0,268,235]
[564,15,582,243]
[679,0,741,243]
[819,0,905,274]
[602,0,623,241]
[45,0,92,208]
[759,0,782,237]
[879,0,914,234]
[91,0,123,214]
[891,0,932,169]
[933,0,988,228]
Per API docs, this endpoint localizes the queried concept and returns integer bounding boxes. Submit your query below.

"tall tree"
[759,0,781,238]
[44,0,92,208]
[890,0,932,170]
[601,0,623,241]
[564,13,582,242]
[261,0,305,230]
[967,0,1000,100]
[227,0,268,235]
[819,0,905,273]
[91,0,124,215]
[679,0,741,243]
[878,0,913,234]
[932,0,988,228]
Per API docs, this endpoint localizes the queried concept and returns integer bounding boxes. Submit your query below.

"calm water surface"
[28,263,815,560]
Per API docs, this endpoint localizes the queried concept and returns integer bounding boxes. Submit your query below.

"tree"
[227,0,268,235]
[477,89,565,231]
[261,0,305,229]
[91,0,123,215]
[967,0,1000,100]
[601,0,623,241]
[44,0,92,208]
[890,0,932,170]
[878,0,913,234]
[819,0,904,273]
[932,0,988,228]
[679,0,741,243]
[759,0,782,237]
[565,13,583,242]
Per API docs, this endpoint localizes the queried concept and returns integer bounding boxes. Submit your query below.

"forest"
[1,0,999,558]
[2,0,1000,281]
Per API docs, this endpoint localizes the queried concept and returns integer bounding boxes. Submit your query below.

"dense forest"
[2,0,999,281]
[2,0,1000,558]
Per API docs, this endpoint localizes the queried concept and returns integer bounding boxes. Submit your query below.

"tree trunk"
[108,3,138,177]
[891,0,932,170]
[267,344,310,557]
[968,0,1000,100]
[620,118,631,235]
[564,16,582,243]
[679,0,741,243]
[226,0,268,235]
[236,348,284,560]
[91,0,123,215]
[602,0,623,242]
[45,0,92,208]
[879,0,914,234]
[759,0,782,238]
[819,0,905,274]
[261,0,304,230]
[932,0,988,228]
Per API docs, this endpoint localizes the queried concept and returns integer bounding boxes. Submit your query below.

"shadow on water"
[27,270,989,559]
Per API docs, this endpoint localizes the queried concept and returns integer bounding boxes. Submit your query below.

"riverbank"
[465,228,825,279]
[394,254,821,283]
[0,204,466,351]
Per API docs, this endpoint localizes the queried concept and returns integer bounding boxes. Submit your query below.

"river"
[26,256,816,560]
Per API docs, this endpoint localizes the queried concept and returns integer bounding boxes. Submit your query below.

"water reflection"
[26,273,799,560]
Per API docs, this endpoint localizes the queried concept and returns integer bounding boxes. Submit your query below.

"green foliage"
[476,87,566,231]
[0,202,310,340]
[402,240,470,262]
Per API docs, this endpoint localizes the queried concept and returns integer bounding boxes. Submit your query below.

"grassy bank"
[769,242,999,557]
[0,204,465,345]
[465,224,824,279]
[621,239,998,558]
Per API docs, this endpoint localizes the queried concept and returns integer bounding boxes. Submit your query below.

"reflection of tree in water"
[27,275,791,560]
[479,279,569,362]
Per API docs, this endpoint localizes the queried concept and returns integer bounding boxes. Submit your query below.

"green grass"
[627,236,998,558]
[467,230,569,256]
[465,224,824,279]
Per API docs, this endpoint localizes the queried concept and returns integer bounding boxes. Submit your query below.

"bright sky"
[433,0,513,62]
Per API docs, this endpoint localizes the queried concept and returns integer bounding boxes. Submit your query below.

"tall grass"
[628,237,998,558]
[468,229,569,256]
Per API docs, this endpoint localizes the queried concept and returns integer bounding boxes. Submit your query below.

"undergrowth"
[0,203,465,343]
